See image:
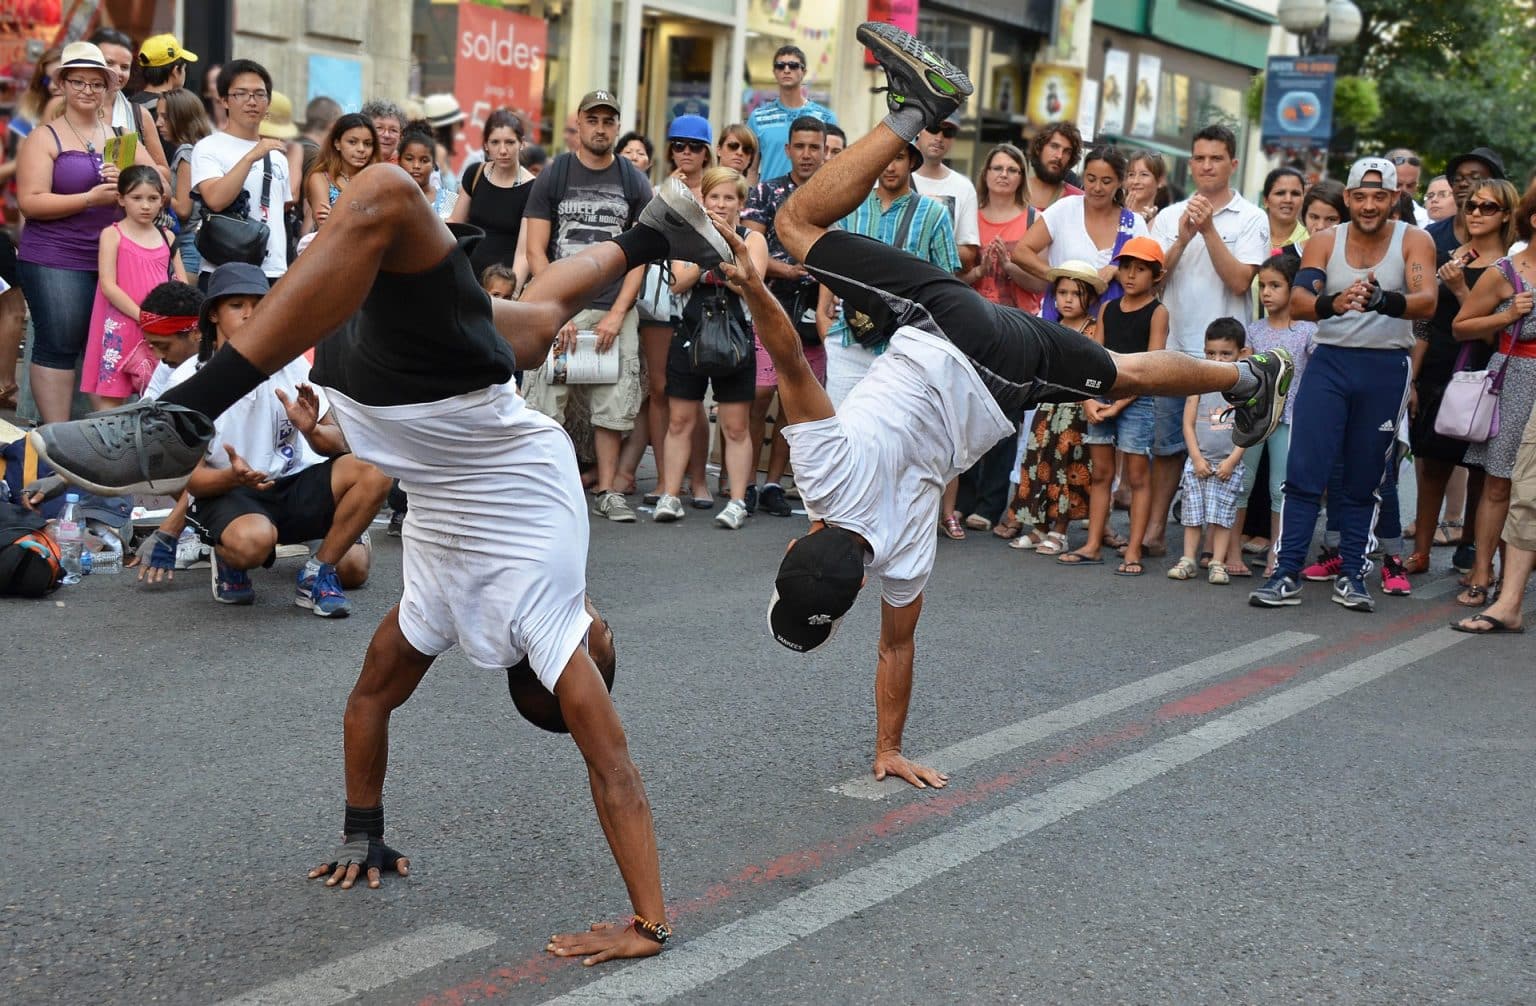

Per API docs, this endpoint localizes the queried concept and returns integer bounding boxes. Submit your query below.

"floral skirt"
[1013,402,1090,526]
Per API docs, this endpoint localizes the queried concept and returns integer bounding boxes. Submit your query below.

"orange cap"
[1112,235,1166,269]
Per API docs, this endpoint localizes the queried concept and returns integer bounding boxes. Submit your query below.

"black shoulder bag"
[683,284,753,377]
[196,153,273,267]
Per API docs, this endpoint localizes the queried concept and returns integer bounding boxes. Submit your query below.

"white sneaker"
[595,490,636,522]
[652,494,685,522]
[175,528,210,569]
[715,498,748,529]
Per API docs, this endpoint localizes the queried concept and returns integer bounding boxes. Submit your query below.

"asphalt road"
[4,496,1533,1005]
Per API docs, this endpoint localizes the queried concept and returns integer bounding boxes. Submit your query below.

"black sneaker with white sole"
[30,400,215,496]
[640,178,733,269]
[1225,348,1294,449]
[856,21,974,131]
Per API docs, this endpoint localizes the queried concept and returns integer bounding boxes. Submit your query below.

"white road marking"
[831,631,1319,799]
[541,627,1466,1006]
[213,923,496,1006]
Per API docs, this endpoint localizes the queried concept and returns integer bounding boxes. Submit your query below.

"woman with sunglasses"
[1451,182,1536,608]
[666,115,715,199]
[717,124,757,180]
[1406,179,1516,580]
[15,42,154,424]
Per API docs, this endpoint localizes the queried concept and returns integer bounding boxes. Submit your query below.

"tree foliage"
[1328,0,1536,177]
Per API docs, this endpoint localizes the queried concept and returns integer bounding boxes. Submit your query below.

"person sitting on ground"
[171,263,390,613]
[1167,319,1248,585]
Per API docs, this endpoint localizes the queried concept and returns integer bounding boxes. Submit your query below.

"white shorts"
[325,382,591,692]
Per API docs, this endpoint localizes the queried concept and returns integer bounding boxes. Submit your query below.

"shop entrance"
[638,16,731,142]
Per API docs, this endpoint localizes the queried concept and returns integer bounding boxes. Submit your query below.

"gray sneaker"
[1332,574,1375,612]
[714,498,749,530]
[595,490,636,523]
[30,400,215,496]
[652,494,685,522]
[1226,348,1294,448]
[640,178,733,269]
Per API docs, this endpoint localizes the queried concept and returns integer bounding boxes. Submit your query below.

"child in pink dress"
[81,166,185,408]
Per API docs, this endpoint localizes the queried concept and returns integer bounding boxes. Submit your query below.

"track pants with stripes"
[1276,344,1411,581]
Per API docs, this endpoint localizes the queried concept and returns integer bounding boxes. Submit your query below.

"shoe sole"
[1233,352,1294,449]
[1248,593,1302,607]
[856,22,975,104]
[657,179,734,265]
[30,429,192,497]
[601,512,637,523]
[653,511,682,523]
[211,560,254,605]
[1332,594,1375,611]
[1302,570,1340,582]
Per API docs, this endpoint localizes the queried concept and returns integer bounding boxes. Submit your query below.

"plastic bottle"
[55,493,84,585]
[92,534,123,574]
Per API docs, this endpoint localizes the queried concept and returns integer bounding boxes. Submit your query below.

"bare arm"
[1148,304,1169,352]
[304,172,333,229]
[1199,219,1259,295]
[1009,213,1054,283]
[873,594,946,789]
[16,130,114,220]
[136,105,169,170]
[96,228,143,320]
[197,137,287,212]
[512,223,531,293]
[525,216,552,276]
[1401,228,1440,321]
[171,159,195,220]
[1452,267,1522,342]
[1289,231,1334,321]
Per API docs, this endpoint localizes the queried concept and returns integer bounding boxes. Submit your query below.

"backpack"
[0,500,62,597]
[539,152,650,261]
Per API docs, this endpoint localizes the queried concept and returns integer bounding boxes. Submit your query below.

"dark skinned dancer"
[717,23,1294,789]
[28,157,738,965]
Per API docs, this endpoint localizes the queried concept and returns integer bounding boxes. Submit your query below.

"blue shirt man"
[748,44,837,181]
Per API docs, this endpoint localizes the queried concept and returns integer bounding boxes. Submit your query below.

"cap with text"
[138,33,198,68]
[578,90,621,116]
[1346,157,1397,191]
[766,527,867,652]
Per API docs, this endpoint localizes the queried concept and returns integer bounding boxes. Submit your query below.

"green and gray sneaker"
[1226,347,1294,448]
[856,21,974,131]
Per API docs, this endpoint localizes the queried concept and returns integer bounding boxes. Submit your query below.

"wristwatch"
[632,914,672,944]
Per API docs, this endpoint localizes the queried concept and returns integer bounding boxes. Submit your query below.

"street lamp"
[1277,0,1361,53]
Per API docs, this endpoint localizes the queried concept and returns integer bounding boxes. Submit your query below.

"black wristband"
[1314,291,1340,320]
[344,803,384,840]
[1373,290,1407,317]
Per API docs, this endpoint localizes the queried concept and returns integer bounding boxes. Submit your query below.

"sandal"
[1036,531,1070,556]
[1207,561,1231,585]
[940,513,966,540]
[992,518,1022,540]
[963,513,992,532]
[1167,557,1198,580]
[1114,560,1145,577]
[1456,584,1489,607]
[1057,551,1103,566]
[1241,538,1271,555]
[1225,561,1254,577]
[1434,520,1462,547]
[1403,552,1431,575]
[1009,529,1046,550]
[1450,612,1525,634]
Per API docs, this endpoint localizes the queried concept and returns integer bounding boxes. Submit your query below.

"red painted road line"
[417,602,1455,1005]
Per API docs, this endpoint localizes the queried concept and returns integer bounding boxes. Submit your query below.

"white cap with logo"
[1346,156,1397,191]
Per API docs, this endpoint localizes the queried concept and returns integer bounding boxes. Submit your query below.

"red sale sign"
[455,2,547,154]
[864,0,919,67]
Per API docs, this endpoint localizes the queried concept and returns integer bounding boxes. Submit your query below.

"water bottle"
[55,493,84,585]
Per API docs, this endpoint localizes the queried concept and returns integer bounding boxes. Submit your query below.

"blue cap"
[668,114,712,143]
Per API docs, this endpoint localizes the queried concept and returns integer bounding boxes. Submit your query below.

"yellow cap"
[137,34,198,68]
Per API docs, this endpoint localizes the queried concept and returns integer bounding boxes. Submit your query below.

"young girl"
[80,166,185,410]
[1059,236,1168,575]
[157,87,213,276]
[1232,254,1314,576]
[398,123,459,221]
[1011,263,1103,555]
[303,113,378,230]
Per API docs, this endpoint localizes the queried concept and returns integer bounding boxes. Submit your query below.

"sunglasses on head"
[1464,200,1505,216]
[774,61,804,71]
[670,139,708,153]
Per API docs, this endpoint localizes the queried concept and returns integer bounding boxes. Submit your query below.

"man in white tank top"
[1253,157,1438,614]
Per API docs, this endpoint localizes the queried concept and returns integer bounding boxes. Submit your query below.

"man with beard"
[522,89,651,524]
[1424,147,1506,262]
[1251,157,1438,612]
[1024,121,1083,211]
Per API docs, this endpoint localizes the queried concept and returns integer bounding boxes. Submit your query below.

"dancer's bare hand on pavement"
[307,836,410,891]
[874,749,948,789]
[547,920,664,967]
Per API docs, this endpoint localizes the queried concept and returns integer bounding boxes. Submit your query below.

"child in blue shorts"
[1169,318,1248,584]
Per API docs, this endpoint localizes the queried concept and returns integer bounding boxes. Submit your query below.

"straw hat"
[57,42,110,80]
[1045,259,1108,294]
[259,91,299,140]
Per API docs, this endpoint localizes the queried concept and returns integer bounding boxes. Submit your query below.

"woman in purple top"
[15,42,152,423]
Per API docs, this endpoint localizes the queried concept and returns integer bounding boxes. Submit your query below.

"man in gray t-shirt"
[522,90,651,523]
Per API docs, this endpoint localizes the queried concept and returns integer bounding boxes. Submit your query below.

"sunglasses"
[1390,155,1421,167]
[670,139,708,153]
[938,124,959,138]
[722,139,753,153]
[1464,200,1505,216]
[773,61,804,71]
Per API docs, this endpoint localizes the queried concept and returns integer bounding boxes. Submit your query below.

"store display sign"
[456,0,547,148]
[1099,49,1129,135]
[1130,53,1159,138]
[1260,55,1336,149]
[865,0,919,67]
[1025,63,1082,128]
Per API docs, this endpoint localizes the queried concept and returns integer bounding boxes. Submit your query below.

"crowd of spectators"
[3,31,1536,632]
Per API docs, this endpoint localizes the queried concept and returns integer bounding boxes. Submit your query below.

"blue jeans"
[1084,395,1156,454]
[1276,345,1410,580]
[17,261,97,369]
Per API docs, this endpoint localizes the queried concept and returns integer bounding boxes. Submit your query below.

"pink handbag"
[1434,258,1524,443]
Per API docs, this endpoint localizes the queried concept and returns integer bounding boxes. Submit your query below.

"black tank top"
[1101,297,1159,355]
[462,165,534,275]
[312,229,516,406]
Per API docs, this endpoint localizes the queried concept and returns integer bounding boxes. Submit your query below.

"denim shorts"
[1152,394,1188,456]
[1084,394,1155,454]
[18,261,98,369]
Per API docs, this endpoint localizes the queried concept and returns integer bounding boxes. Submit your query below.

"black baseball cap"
[766,526,867,651]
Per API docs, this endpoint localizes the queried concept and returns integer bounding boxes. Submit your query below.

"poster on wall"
[1077,79,1100,141]
[865,0,918,67]
[1025,64,1083,128]
[1130,53,1160,138]
[455,0,547,154]
[1259,55,1337,150]
[1099,49,1129,135]
[308,56,363,114]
